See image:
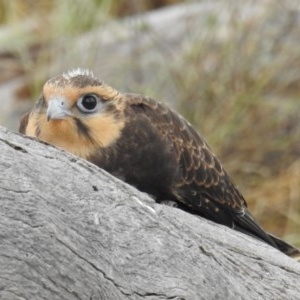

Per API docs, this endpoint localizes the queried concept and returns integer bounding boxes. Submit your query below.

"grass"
[1,0,299,247]
[167,2,300,246]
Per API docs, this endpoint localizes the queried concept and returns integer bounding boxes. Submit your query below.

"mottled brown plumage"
[20,69,300,258]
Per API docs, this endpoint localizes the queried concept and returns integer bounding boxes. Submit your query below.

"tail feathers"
[179,200,300,259]
[234,211,277,248]
[234,211,300,259]
[267,233,300,260]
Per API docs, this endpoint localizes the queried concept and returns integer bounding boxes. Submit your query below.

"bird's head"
[20,69,125,159]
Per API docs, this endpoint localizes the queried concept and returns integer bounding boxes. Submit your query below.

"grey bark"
[0,125,300,300]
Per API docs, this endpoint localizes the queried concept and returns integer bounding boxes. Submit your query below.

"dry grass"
[1,0,299,247]
[168,3,300,246]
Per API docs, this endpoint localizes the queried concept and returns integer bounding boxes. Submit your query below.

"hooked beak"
[46,98,72,121]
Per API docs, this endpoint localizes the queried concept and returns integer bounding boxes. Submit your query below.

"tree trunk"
[0,126,300,300]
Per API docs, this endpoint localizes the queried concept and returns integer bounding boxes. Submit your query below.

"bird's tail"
[234,211,300,260]
[267,233,300,260]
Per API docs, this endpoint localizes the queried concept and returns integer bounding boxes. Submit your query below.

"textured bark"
[0,125,300,300]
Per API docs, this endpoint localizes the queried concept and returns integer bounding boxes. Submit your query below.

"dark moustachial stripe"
[74,117,91,139]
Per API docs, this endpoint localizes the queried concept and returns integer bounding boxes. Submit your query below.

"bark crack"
[55,236,133,298]
[0,138,28,153]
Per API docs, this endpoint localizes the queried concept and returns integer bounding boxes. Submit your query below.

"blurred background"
[0,0,299,248]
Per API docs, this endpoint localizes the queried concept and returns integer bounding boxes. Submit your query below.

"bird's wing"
[125,94,278,245]
[125,95,244,205]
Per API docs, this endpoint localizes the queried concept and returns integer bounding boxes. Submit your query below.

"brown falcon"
[19,69,300,258]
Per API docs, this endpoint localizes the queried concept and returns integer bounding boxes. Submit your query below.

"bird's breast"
[91,117,179,200]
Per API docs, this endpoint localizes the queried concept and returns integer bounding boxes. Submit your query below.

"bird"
[19,68,300,258]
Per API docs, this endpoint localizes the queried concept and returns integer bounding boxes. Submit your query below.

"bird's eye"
[77,94,99,113]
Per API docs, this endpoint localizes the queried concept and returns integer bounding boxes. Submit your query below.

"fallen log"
[0,126,299,300]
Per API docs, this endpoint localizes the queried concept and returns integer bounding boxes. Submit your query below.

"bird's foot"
[160,200,179,208]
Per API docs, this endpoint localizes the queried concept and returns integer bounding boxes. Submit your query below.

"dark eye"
[77,94,99,113]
